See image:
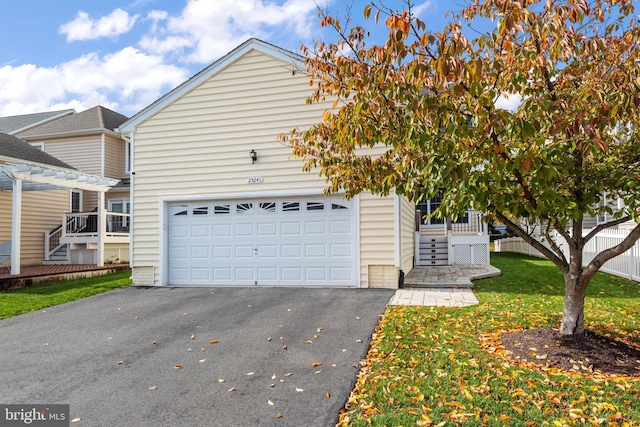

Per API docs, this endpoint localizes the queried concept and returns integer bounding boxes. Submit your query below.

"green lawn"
[340,253,640,426]
[0,271,132,320]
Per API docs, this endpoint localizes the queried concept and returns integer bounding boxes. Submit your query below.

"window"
[236,203,253,214]
[125,139,132,173]
[417,193,445,226]
[331,201,349,210]
[109,199,130,214]
[171,205,188,216]
[214,204,230,215]
[30,142,44,151]
[192,206,209,215]
[108,199,131,232]
[259,202,276,213]
[70,190,82,213]
[282,202,300,212]
[597,194,607,224]
[306,201,325,211]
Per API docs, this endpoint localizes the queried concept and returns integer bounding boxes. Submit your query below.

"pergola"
[0,163,119,275]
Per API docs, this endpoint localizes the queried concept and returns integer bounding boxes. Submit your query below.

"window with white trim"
[125,139,132,173]
[30,142,45,151]
[70,190,82,213]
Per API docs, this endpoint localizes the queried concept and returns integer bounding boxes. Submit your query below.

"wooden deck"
[0,264,130,291]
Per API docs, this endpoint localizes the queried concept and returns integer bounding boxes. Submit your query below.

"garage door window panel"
[214,204,230,215]
[282,202,300,212]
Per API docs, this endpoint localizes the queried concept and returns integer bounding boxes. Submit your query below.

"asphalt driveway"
[0,286,394,426]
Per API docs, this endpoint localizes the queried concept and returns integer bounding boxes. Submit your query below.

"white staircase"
[417,236,448,266]
[42,245,70,265]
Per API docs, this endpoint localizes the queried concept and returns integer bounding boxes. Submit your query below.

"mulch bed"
[499,327,640,377]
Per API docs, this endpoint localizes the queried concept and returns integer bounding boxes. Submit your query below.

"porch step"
[418,236,448,266]
[42,245,70,265]
[417,259,449,266]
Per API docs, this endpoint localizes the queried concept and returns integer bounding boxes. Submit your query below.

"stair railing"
[44,224,65,261]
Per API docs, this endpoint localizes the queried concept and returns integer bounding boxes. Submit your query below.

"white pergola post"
[11,178,22,275]
[97,191,106,267]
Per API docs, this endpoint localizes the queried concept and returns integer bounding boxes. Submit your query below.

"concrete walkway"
[390,264,501,307]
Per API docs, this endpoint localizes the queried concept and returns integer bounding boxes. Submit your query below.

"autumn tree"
[282,0,640,336]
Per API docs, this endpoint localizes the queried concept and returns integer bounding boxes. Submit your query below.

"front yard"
[339,253,640,426]
[0,271,132,320]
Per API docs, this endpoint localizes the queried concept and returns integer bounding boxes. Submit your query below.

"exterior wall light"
[250,149,258,164]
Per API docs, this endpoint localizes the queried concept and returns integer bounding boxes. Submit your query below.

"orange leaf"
[209,340,219,344]
[173,364,182,369]
[312,362,323,367]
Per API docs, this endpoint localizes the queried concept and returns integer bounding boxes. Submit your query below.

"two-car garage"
[167,196,358,286]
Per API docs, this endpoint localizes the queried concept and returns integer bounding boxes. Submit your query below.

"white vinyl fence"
[494,228,640,283]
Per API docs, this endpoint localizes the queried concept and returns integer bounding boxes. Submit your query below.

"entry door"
[108,199,130,232]
[417,193,445,227]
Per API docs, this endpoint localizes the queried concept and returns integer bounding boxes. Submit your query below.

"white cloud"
[60,8,139,42]
[412,1,434,17]
[495,93,522,112]
[0,48,188,116]
[1,0,332,117]
[141,0,330,63]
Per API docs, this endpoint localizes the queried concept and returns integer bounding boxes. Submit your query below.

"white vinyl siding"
[359,193,396,288]
[104,134,126,179]
[0,190,68,265]
[38,135,102,176]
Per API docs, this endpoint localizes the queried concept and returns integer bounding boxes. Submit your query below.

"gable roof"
[0,109,75,135]
[17,106,129,139]
[0,133,75,169]
[119,38,305,133]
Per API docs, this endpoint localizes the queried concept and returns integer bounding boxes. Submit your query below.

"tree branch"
[583,215,632,243]
[543,219,568,263]
[490,206,568,272]
[583,222,640,282]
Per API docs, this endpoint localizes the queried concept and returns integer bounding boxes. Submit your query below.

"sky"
[0,0,467,118]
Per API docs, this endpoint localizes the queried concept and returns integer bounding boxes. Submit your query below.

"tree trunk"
[559,273,587,336]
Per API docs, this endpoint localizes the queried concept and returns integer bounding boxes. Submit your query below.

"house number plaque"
[247,177,264,184]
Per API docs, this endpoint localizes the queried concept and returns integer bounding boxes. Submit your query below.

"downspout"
[128,132,134,270]
[394,193,401,268]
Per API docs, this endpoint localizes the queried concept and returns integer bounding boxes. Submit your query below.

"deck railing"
[63,212,130,236]
[416,210,487,235]
[450,211,487,235]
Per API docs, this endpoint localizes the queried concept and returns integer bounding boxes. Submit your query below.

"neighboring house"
[118,38,489,289]
[0,133,119,274]
[0,106,129,269]
[0,109,75,135]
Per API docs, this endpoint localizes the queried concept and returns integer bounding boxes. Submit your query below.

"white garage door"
[168,197,357,286]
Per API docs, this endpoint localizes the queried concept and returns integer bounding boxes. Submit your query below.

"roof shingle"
[0,133,75,169]
[17,106,129,137]
[0,110,75,134]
